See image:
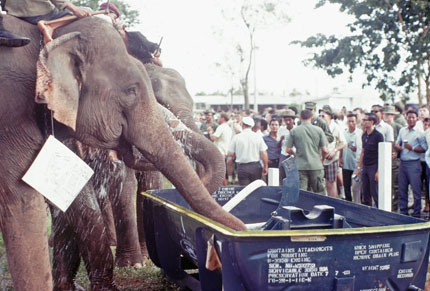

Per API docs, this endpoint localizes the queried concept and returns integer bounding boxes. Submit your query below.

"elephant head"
[35,18,245,231]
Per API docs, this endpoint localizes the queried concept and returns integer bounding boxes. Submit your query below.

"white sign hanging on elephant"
[22,135,94,212]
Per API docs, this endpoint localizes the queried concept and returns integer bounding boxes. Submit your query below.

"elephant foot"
[115,253,143,268]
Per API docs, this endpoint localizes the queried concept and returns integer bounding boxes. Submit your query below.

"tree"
[214,0,290,110]
[293,0,430,104]
[72,0,139,27]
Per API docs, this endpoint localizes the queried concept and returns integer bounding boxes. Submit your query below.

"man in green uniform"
[303,101,334,143]
[286,109,329,194]
[200,110,218,139]
[394,102,407,127]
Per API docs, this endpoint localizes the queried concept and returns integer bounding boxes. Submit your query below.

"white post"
[378,142,392,211]
[268,168,279,186]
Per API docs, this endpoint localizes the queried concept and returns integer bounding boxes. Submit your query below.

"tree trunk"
[243,82,249,110]
[425,77,429,105]
[417,62,423,106]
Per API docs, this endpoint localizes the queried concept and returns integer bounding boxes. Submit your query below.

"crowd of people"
[196,101,430,219]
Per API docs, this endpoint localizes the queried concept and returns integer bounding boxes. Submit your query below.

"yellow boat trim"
[143,192,430,238]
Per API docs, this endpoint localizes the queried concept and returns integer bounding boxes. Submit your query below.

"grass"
[0,210,179,290]
[75,260,179,290]
[0,237,179,290]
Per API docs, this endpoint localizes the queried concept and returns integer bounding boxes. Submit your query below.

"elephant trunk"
[144,64,212,183]
[159,105,224,194]
[124,99,246,231]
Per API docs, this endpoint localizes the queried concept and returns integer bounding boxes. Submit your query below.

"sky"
[123,0,380,102]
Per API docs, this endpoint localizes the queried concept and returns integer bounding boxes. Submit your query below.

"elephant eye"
[126,86,138,96]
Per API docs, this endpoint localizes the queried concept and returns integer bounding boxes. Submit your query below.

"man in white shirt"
[209,112,233,185]
[209,113,233,157]
[371,104,394,142]
[415,105,430,132]
[227,117,268,185]
[341,113,362,203]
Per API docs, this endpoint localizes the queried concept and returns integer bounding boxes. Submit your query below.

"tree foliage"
[293,0,430,104]
[72,0,139,27]
[215,0,290,110]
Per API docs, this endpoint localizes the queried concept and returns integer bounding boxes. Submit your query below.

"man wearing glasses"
[354,113,384,207]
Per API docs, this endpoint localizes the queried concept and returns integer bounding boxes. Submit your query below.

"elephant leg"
[67,182,117,290]
[136,170,164,259]
[100,197,117,246]
[1,192,53,290]
[50,207,82,291]
[110,166,143,267]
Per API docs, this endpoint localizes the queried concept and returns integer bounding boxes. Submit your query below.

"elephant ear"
[36,32,84,131]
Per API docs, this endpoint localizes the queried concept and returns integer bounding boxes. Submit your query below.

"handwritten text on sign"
[22,136,94,212]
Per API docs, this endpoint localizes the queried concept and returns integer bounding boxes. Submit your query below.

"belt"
[400,159,420,162]
[237,161,260,165]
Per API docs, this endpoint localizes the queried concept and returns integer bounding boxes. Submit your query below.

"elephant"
[106,103,225,267]
[49,23,228,286]
[49,105,225,289]
[0,15,246,290]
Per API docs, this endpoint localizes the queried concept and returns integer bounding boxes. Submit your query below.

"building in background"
[193,87,376,113]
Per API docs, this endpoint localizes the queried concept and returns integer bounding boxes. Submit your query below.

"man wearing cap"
[303,101,334,144]
[286,109,328,194]
[319,105,346,198]
[277,109,296,182]
[227,116,268,185]
[383,105,401,141]
[383,105,401,211]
